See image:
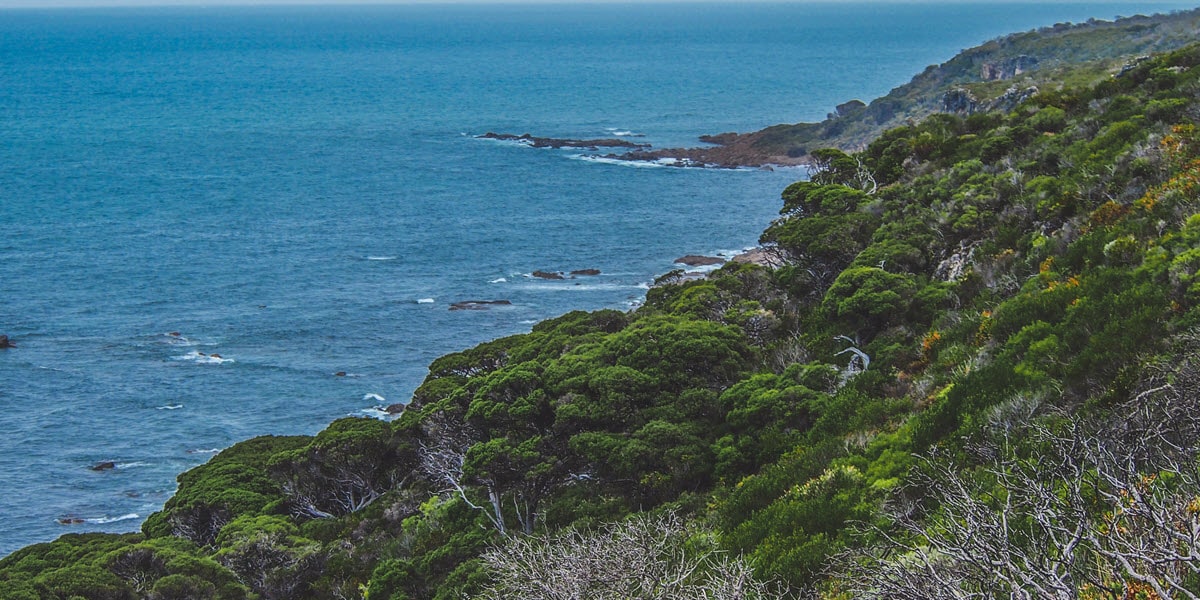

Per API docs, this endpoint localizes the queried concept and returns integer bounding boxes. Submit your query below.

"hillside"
[7,30,1200,600]
[618,7,1200,167]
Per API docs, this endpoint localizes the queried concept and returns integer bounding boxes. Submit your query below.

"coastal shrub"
[268,417,415,519]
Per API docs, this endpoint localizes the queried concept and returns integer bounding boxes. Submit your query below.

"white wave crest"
[358,407,396,420]
[173,351,234,364]
[515,282,639,292]
[163,332,196,346]
[363,393,386,403]
[86,513,140,524]
[188,448,221,455]
[366,256,398,261]
[571,155,673,168]
[156,404,184,410]
[489,277,507,284]
[604,127,645,137]
[116,462,149,469]
[417,298,435,304]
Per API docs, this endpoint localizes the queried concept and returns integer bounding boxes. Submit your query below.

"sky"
[4,0,1194,6]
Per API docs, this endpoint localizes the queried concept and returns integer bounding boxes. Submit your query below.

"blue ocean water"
[0,1,1191,555]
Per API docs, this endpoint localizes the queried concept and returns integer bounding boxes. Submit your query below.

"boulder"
[731,247,786,268]
[835,99,867,117]
[90,461,116,472]
[674,255,725,267]
[941,88,978,114]
[0,335,13,349]
[385,403,406,415]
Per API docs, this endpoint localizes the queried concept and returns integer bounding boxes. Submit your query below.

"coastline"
[9,1,1200,585]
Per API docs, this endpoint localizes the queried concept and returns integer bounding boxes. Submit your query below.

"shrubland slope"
[8,30,1200,600]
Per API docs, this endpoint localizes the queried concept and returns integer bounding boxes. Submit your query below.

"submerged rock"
[0,335,13,349]
[570,269,601,276]
[90,461,116,472]
[449,300,513,311]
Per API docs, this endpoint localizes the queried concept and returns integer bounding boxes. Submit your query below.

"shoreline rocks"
[730,247,786,269]
[597,130,811,169]
[674,255,725,267]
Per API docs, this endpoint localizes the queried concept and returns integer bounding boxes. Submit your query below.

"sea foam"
[86,513,140,524]
[173,351,234,364]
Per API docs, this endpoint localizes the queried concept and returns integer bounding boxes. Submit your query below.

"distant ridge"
[622,6,1200,167]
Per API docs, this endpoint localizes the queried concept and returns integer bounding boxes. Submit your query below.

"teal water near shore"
[0,1,1191,555]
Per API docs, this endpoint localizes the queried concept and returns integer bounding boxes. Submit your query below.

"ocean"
[0,0,1190,555]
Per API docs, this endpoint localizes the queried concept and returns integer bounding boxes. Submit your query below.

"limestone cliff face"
[980,55,1039,80]
[941,85,1039,116]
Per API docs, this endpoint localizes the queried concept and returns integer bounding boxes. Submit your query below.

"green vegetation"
[10,33,1200,600]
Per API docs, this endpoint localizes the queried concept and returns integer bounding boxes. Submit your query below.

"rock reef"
[477,132,650,150]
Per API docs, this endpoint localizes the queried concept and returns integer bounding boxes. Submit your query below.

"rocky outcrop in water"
[532,270,565,280]
[0,335,14,349]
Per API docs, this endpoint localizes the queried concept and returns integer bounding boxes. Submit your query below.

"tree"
[418,413,509,536]
[477,512,784,600]
[822,267,917,338]
[268,418,415,519]
[214,516,324,600]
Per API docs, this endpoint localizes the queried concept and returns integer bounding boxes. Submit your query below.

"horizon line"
[3,0,1196,7]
